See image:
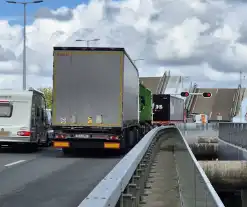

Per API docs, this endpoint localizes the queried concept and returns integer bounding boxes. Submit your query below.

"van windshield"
[0,103,12,117]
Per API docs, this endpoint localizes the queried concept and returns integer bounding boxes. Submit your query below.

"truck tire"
[129,130,135,148]
[41,135,50,147]
[136,128,140,142]
[120,130,128,154]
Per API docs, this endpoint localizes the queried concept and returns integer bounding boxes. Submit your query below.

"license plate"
[0,131,9,137]
[75,134,89,138]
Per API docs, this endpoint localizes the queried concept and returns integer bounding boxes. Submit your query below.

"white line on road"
[5,160,26,167]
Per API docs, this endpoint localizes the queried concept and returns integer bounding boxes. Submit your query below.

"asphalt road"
[0,147,122,207]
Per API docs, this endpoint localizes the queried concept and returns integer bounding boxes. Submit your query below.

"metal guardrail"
[231,85,245,117]
[175,125,224,207]
[78,125,224,207]
[156,71,170,94]
[231,86,239,117]
[219,122,247,148]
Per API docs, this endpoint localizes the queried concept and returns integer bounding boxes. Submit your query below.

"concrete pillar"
[241,190,247,207]
[199,161,247,189]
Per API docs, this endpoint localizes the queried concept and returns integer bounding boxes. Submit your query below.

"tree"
[39,87,52,109]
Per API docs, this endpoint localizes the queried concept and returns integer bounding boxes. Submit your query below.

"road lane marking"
[5,160,26,167]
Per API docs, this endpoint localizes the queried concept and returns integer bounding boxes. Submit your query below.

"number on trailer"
[60,117,66,124]
[152,104,163,110]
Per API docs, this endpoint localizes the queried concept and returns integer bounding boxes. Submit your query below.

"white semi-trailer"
[52,47,140,154]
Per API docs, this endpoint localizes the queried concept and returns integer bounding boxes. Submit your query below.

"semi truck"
[152,94,184,125]
[51,47,152,154]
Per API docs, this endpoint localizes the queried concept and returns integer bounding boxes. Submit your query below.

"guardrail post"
[121,189,133,207]
[133,171,141,206]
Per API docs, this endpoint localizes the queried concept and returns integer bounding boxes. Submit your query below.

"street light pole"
[23,2,26,90]
[133,58,144,63]
[6,0,43,90]
[75,38,100,47]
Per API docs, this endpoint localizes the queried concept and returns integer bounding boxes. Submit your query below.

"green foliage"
[39,87,52,109]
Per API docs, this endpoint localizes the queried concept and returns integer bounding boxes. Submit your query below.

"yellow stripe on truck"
[53,141,70,148]
[104,142,120,149]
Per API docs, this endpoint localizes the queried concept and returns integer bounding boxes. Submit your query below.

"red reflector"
[17,131,31,136]
[0,100,9,103]
[109,136,119,140]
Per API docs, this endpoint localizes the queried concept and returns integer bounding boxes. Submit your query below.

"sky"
[1,0,247,119]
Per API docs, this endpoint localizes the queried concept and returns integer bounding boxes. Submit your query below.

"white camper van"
[0,88,49,150]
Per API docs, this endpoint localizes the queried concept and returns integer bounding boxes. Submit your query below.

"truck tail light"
[109,135,119,140]
[55,134,66,139]
[0,100,9,103]
[17,131,31,136]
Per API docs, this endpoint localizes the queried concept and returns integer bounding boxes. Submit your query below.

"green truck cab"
[139,83,153,133]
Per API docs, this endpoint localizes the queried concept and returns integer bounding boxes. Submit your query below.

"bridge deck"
[190,88,217,118]
[190,88,238,121]
[140,77,161,94]
[211,88,237,120]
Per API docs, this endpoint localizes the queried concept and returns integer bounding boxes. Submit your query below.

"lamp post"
[6,0,44,90]
[133,58,144,63]
[75,38,100,47]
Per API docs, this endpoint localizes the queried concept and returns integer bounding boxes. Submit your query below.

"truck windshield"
[0,103,12,117]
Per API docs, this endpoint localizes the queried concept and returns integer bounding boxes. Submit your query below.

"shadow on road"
[63,149,124,159]
[0,146,125,159]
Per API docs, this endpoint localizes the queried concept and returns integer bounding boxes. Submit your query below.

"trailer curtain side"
[52,50,123,127]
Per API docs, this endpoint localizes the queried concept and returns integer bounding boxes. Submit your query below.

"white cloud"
[1,0,247,89]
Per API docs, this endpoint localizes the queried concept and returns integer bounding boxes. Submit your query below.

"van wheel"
[44,135,51,147]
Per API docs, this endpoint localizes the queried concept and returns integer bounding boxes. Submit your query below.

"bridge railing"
[78,126,224,207]
[218,122,247,148]
[231,85,245,117]
[185,83,197,111]
[175,125,223,207]
[156,71,170,94]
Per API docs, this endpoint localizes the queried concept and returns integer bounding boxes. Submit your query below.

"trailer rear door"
[152,94,169,122]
